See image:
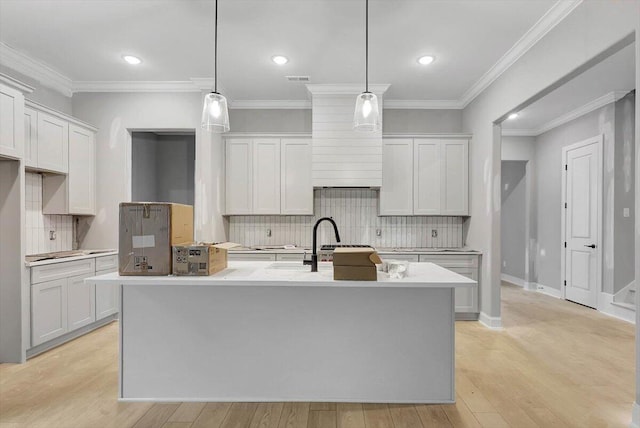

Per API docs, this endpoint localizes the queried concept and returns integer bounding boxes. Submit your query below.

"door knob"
[584,244,596,248]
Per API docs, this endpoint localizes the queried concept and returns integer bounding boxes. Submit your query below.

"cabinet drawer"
[96,255,118,272]
[378,253,420,263]
[31,258,96,285]
[418,254,478,268]
[228,253,277,261]
[276,253,306,261]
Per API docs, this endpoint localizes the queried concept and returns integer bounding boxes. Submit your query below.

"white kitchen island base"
[90,262,475,403]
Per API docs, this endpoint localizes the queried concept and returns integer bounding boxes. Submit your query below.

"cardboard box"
[172,242,240,276]
[119,202,194,276]
[332,247,382,281]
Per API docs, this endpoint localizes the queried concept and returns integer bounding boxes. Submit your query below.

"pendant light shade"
[353,91,380,131]
[353,0,380,132]
[202,92,229,132]
[201,0,229,133]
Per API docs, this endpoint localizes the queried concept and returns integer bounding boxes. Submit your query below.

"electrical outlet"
[376,229,381,237]
[266,228,272,237]
[49,230,56,241]
[431,229,438,238]
[503,260,506,268]
[623,208,630,217]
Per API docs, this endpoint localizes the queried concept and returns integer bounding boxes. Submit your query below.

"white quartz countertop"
[88,261,476,289]
[229,247,481,255]
[25,250,118,267]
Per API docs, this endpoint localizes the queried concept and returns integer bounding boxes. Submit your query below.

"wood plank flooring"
[0,283,635,427]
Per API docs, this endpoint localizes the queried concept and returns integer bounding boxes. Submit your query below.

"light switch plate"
[623,208,630,217]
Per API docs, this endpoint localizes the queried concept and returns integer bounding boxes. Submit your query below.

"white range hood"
[307,84,389,188]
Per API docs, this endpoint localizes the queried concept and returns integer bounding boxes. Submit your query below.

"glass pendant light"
[202,0,229,132]
[353,0,380,132]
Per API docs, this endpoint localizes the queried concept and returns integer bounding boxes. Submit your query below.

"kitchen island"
[88,261,475,403]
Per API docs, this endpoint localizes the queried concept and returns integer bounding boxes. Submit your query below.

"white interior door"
[563,136,602,308]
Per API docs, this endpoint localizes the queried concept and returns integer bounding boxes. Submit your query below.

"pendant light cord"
[214,0,218,93]
[365,0,369,93]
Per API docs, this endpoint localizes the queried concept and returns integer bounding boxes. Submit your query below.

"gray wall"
[228,109,311,133]
[614,91,636,292]
[383,109,463,134]
[131,132,195,206]
[534,98,634,294]
[0,66,72,114]
[501,161,527,280]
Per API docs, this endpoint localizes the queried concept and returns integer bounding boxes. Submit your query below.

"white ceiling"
[501,42,636,134]
[0,0,558,103]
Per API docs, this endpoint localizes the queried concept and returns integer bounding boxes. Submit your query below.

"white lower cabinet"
[228,253,277,262]
[67,273,96,330]
[95,255,119,320]
[31,278,68,346]
[419,254,480,314]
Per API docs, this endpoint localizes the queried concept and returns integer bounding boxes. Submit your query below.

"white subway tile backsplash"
[229,188,464,248]
[25,172,73,255]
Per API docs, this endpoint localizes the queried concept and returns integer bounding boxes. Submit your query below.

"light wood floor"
[0,283,635,428]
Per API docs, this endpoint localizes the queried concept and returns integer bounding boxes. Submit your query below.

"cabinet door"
[32,279,67,346]
[95,268,119,320]
[441,139,468,215]
[414,139,441,215]
[67,274,96,331]
[24,107,38,167]
[281,139,313,215]
[225,139,252,214]
[380,139,413,215]
[68,125,96,214]
[0,83,24,159]
[448,266,478,313]
[37,112,68,173]
[253,139,281,214]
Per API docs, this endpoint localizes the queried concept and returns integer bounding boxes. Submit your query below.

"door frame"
[560,134,603,304]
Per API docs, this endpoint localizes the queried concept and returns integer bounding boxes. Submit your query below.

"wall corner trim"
[479,312,503,330]
[631,402,640,428]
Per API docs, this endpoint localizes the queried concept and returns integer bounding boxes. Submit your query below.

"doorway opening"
[131,131,196,206]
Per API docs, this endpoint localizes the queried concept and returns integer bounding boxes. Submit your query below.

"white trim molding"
[533,283,562,299]
[305,83,390,95]
[597,292,635,324]
[384,99,463,110]
[459,0,583,107]
[479,312,503,330]
[632,402,640,428]
[501,128,538,137]
[229,100,311,109]
[0,42,73,96]
[72,80,201,93]
[0,72,34,93]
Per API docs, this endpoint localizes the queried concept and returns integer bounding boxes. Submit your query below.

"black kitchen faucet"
[303,217,341,272]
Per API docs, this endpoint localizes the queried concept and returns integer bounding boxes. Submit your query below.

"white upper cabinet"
[24,107,37,168]
[440,139,468,215]
[43,124,96,215]
[0,82,25,160]
[225,139,253,215]
[281,139,313,215]
[37,111,68,174]
[225,137,314,215]
[380,139,413,215]
[253,139,281,215]
[414,139,441,215]
[380,137,468,216]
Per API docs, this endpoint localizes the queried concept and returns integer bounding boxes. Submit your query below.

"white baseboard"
[598,292,635,324]
[479,312,503,330]
[533,283,562,299]
[631,402,640,428]
[501,274,537,291]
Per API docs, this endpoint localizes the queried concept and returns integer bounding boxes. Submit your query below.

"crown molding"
[0,72,34,93]
[229,100,311,109]
[535,91,627,135]
[0,42,73,97]
[501,128,537,137]
[502,91,628,137]
[305,83,390,95]
[459,0,583,108]
[72,80,202,93]
[384,99,463,109]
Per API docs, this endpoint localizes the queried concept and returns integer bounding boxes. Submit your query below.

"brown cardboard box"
[172,242,240,276]
[332,247,382,281]
[119,202,194,276]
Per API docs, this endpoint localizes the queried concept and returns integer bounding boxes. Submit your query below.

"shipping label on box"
[173,242,240,276]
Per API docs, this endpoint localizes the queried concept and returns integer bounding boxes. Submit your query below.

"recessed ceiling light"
[122,55,142,65]
[417,55,435,65]
[508,113,519,120]
[272,55,289,65]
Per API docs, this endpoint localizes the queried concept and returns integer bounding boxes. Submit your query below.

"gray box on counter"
[119,203,193,276]
[172,242,240,276]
